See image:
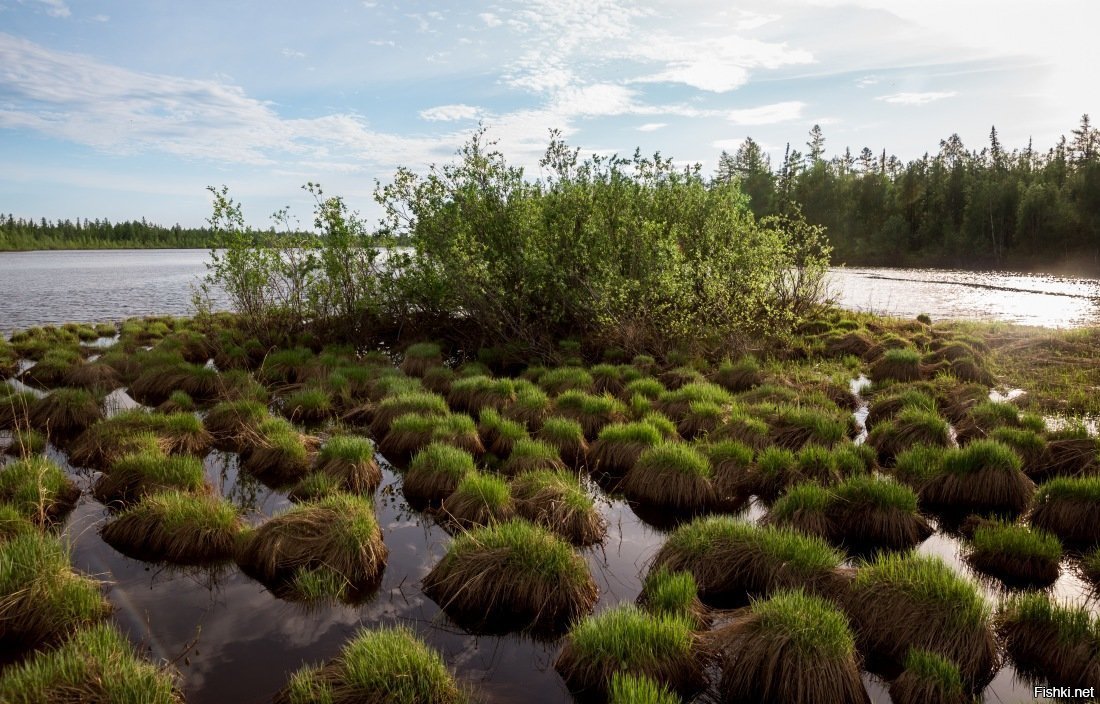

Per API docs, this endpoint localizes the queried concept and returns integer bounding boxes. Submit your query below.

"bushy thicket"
[203,130,829,358]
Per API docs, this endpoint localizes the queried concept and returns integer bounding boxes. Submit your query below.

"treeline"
[717,114,1100,272]
[0,216,228,251]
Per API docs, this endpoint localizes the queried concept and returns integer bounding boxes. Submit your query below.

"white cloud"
[419,104,481,121]
[367,39,395,47]
[478,12,502,27]
[856,76,879,88]
[551,83,637,117]
[876,91,957,105]
[637,122,667,132]
[712,138,747,150]
[280,48,305,59]
[727,101,806,125]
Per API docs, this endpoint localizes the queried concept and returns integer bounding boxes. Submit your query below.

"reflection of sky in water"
[0,379,1084,703]
[829,267,1100,328]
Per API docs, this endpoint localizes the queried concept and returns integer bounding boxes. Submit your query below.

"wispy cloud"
[876,91,957,105]
[24,0,69,18]
[637,122,666,132]
[280,48,305,59]
[419,104,481,121]
[479,12,502,27]
[727,101,806,125]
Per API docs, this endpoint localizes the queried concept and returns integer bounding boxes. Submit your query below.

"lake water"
[2,249,1100,333]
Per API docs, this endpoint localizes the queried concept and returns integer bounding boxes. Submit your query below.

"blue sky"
[1,0,1096,228]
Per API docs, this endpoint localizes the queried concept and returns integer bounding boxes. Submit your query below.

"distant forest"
[0,216,225,251]
[719,114,1100,273]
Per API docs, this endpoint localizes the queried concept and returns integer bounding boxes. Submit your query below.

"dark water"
[2,250,1100,332]
[2,380,1093,704]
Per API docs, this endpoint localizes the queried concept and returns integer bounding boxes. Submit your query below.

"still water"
[1,250,1100,332]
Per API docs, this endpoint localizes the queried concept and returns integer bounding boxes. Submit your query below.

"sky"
[0,0,1097,228]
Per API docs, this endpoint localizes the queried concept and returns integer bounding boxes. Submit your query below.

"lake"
[2,249,1100,333]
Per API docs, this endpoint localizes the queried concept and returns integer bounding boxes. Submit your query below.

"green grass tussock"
[441,471,515,528]
[511,469,606,545]
[403,443,476,505]
[0,456,80,525]
[100,491,243,564]
[966,520,1062,587]
[996,593,1100,691]
[93,451,208,506]
[888,649,972,704]
[1030,476,1100,546]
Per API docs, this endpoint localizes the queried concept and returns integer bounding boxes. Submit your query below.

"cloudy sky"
[1,0,1095,227]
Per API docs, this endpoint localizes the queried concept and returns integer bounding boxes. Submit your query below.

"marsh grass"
[441,471,515,528]
[502,385,552,430]
[422,519,597,635]
[238,493,387,595]
[369,392,450,441]
[847,552,997,688]
[536,416,589,467]
[62,361,122,394]
[0,622,182,704]
[500,438,566,476]
[865,389,937,430]
[764,482,834,540]
[0,532,110,648]
[767,405,848,451]
[996,593,1100,690]
[100,491,243,564]
[555,605,704,700]
[422,365,456,395]
[313,435,382,494]
[607,673,679,704]
[0,456,80,525]
[539,367,595,395]
[888,649,972,704]
[0,390,37,431]
[27,387,103,438]
[870,348,923,383]
[830,475,932,552]
[650,516,843,606]
[712,356,763,393]
[554,391,628,441]
[1032,436,1100,481]
[587,421,663,478]
[4,428,46,457]
[402,443,476,505]
[281,386,334,425]
[622,442,715,512]
[712,589,867,704]
[511,469,606,545]
[921,440,1034,517]
[400,342,444,377]
[867,408,950,466]
[274,626,468,704]
[637,566,709,629]
[965,520,1062,587]
[156,390,195,414]
[20,349,80,389]
[477,408,528,457]
[93,451,208,506]
[239,417,317,487]
[1029,476,1100,546]
[203,399,270,451]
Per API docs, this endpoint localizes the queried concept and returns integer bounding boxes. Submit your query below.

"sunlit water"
[2,251,1100,333]
[829,267,1100,328]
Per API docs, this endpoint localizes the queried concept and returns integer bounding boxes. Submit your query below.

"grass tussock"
[846,552,998,689]
[536,416,589,467]
[637,566,709,629]
[607,673,679,704]
[554,391,628,441]
[622,442,716,513]
[1029,476,1100,546]
[240,417,317,487]
[500,438,566,476]
[1,390,37,430]
[100,491,243,564]
[650,516,843,606]
[586,421,663,478]
[27,387,103,438]
[712,589,868,704]
[712,356,763,393]
[1032,436,1100,481]
[403,443,476,506]
[369,391,449,441]
[422,519,597,635]
[965,520,1062,587]
[313,435,382,494]
[870,348,923,383]
[400,342,444,377]
[996,593,1100,691]
[766,405,849,451]
[701,440,754,508]
[555,605,704,700]
[0,623,182,704]
[92,451,208,506]
[4,428,47,457]
[281,386,334,425]
[0,456,80,525]
[866,407,950,466]
[0,532,110,648]
[238,493,387,595]
[830,475,932,551]
[62,361,122,394]
[511,469,606,545]
[888,649,973,704]
[477,408,528,457]
[202,399,270,451]
[274,626,468,704]
[441,471,515,528]
[920,439,1035,517]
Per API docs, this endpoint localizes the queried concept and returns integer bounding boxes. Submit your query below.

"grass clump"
[1029,476,1100,546]
[767,405,849,451]
[63,361,122,394]
[4,428,47,457]
[650,516,843,606]
[0,390,37,430]
[920,439,1034,517]
[0,532,110,648]
[966,520,1062,587]
[539,366,595,395]
[847,552,997,689]
[830,475,932,551]
[865,388,937,430]
[996,593,1100,691]
[0,456,80,525]
[400,341,444,377]
[403,443,475,505]
[607,673,679,704]
[637,566,709,629]
[500,438,566,476]
[713,589,867,704]
[238,493,387,598]
[870,348,922,383]
[441,471,515,528]
[536,416,589,467]
[554,391,628,441]
[157,390,195,414]
[866,407,950,466]
[100,491,242,564]
[274,626,467,704]
[240,417,316,487]
[370,391,450,440]
[202,399,270,451]
[712,356,763,393]
[502,385,551,430]
[892,444,946,490]
[764,481,834,540]
[889,649,972,704]
[0,623,182,704]
[281,386,333,425]
[477,408,528,457]
[700,440,754,507]
[511,469,606,545]
[93,451,207,506]
[20,349,81,388]
[313,435,382,494]
[587,421,664,478]
[622,442,716,513]
[422,518,597,635]
[27,387,103,438]
[555,605,704,700]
